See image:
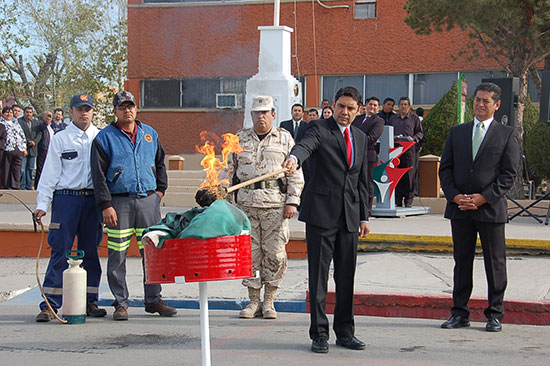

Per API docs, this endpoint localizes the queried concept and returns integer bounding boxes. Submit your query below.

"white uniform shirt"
[36,123,100,213]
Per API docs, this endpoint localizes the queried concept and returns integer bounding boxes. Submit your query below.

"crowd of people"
[26,83,519,353]
[0,105,67,190]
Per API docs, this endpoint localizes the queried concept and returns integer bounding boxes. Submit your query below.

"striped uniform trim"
[43,287,63,295]
[106,227,148,251]
[43,287,99,295]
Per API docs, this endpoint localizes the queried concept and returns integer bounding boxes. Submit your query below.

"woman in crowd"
[0,106,27,189]
[322,106,333,119]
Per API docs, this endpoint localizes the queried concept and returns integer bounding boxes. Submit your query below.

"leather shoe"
[113,306,128,321]
[86,303,107,317]
[145,299,177,317]
[486,318,502,332]
[335,336,365,350]
[440,315,470,329]
[36,308,55,322]
[311,338,329,353]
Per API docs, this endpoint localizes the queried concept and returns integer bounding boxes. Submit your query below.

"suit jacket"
[37,121,51,153]
[18,117,42,157]
[439,119,520,223]
[290,117,369,232]
[352,114,384,163]
[280,119,307,142]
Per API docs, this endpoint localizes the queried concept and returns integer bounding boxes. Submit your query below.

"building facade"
[127,0,506,154]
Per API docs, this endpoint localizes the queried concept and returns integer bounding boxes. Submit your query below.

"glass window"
[142,79,180,108]
[365,74,409,103]
[462,71,507,97]
[141,77,248,109]
[322,75,364,102]
[413,73,456,105]
[354,1,376,19]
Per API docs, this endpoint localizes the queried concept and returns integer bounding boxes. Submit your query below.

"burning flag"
[195,131,243,204]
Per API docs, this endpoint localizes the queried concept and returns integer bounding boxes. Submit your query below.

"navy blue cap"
[70,94,94,109]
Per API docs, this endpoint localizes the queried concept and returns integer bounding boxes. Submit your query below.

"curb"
[307,291,550,326]
[96,293,550,326]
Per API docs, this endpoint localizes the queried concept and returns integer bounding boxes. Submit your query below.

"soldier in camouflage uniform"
[227,95,304,319]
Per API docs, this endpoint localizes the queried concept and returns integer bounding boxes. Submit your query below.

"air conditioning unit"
[216,93,242,109]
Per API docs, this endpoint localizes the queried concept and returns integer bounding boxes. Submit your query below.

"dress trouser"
[306,213,357,341]
[2,149,23,189]
[367,159,375,216]
[34,149,48,189]
[450,217,507,320]
[395,149,416,206]
[40,193,103,311]
[106,193,162,309]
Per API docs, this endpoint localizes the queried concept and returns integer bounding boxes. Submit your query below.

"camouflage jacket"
[226,127,304,208]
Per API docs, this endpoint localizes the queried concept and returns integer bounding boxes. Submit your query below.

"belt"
[54,189,94,197]
[112,190,156,198]
[245,179,279,190]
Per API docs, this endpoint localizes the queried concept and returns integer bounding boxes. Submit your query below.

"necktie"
[294,122,299,139]
[472,122,484,159]
[344,128,352,168]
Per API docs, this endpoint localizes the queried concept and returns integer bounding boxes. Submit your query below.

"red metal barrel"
[144,235,253,284]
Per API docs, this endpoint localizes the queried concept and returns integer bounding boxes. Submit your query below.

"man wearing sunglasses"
[34,110,54,189]
[91,90,176,321]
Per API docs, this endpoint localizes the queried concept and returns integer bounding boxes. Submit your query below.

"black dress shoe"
[311,338,329,353]
[440,315,470,329]
[486,318,502,332]
[335,336,365,350]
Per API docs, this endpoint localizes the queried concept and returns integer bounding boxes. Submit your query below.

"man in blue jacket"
[91,91,176,321]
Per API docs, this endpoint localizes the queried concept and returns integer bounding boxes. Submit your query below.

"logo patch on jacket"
[144,134,153,143]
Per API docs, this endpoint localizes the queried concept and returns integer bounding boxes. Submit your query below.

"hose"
[0,192,67,323]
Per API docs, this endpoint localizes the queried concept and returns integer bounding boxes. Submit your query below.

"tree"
[0,0,127,122]
[421,81,473,157]
[404,0,550,140]
[404,0,550,198]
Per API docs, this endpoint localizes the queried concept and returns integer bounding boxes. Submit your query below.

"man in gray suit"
[439,82,520,332]
[19,106,42,190]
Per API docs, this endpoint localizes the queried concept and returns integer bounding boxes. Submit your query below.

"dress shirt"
[472,117,492,142]
[36,122,100,212]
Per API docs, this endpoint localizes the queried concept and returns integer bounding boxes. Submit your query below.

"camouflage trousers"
[237,205,289,289]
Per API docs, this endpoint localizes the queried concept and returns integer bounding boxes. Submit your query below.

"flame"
[195,131,243,194]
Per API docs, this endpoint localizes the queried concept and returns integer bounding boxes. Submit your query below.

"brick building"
[127,0,508,154]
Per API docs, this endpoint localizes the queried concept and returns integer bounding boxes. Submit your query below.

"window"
[354,0,377,19]
[461,71,507,97]
[413,73,456,105]
[322,74,408,104]
[322,76,364,103]
[365,74,409,103]
[141,77,248,109]
[142,79,180,108]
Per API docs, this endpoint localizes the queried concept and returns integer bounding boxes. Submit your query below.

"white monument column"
[243,25,302,128]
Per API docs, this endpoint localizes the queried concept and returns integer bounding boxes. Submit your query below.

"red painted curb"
[306,291,550,326]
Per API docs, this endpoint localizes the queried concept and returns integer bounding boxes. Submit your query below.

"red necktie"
[344,128,352,168]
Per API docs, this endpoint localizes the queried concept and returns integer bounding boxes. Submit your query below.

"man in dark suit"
[18,106,42,190]
[283,86,370,354]
[352,96,385,215]
[280,103,307,142]
[34,110,54,189]
[439,82,520,332]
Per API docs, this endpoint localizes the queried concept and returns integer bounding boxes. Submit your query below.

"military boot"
[239,287,262,318]
[262,284,278,319]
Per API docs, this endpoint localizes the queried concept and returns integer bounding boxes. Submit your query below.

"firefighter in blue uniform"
[34,94,106,322]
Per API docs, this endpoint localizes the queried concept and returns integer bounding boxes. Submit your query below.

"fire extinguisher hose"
[35,219,68,324]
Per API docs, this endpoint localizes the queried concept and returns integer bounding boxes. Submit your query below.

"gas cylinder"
[61,250,87,324]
